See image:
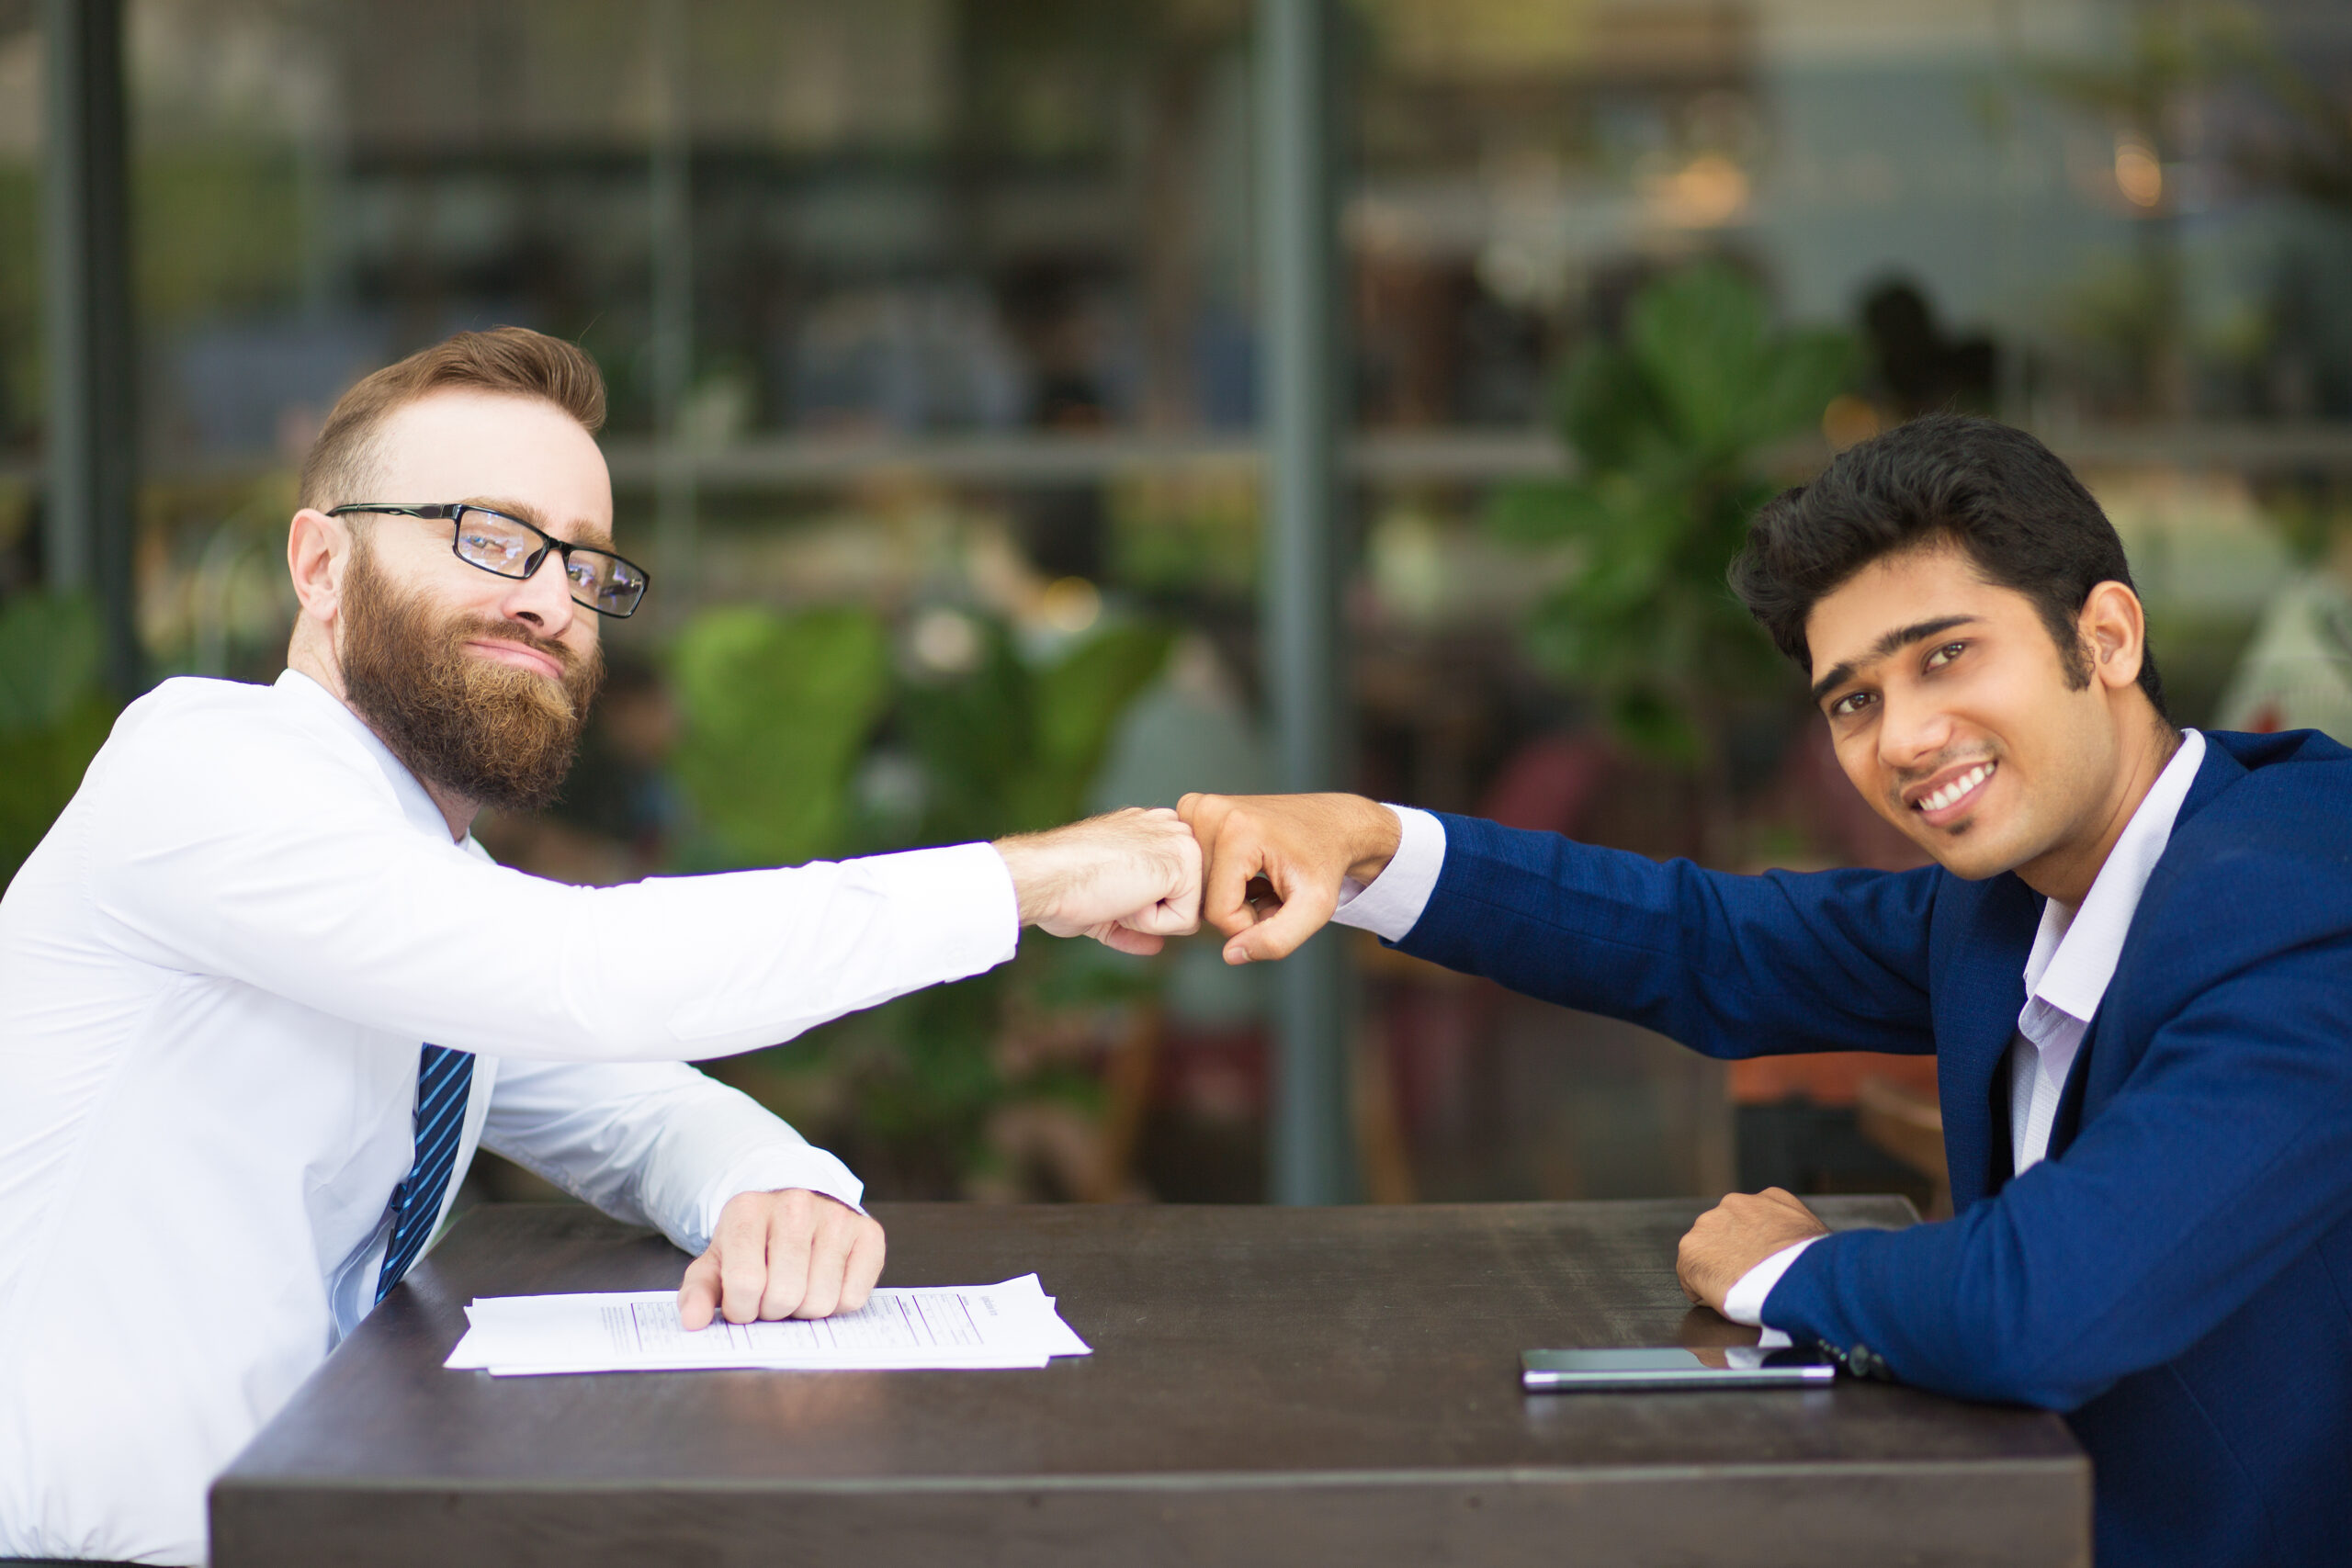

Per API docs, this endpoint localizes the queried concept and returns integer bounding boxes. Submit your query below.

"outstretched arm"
[89,696,1204,1063]
[1179,793,1945,1062]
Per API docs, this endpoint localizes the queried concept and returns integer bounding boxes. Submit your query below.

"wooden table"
[211,1200,2087,1567]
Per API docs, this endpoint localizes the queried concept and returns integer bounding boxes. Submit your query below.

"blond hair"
[297,327,607,512]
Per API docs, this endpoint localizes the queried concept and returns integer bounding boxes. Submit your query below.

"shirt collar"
[2021,728,2206,1025]
[274,668,462,843]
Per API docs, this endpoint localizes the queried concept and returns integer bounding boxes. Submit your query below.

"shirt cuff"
[1720,1235,1823,1327]
[1330,806,1445,942]
[689,1142,867,1252]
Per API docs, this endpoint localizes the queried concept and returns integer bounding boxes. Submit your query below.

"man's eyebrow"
[467,497,616,551]
[1808,614,1979,705]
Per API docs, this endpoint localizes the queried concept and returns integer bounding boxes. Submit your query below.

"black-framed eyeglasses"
[326,502,651,618]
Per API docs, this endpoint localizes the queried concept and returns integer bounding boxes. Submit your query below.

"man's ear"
[287,508,354,632]
[2078,580,2147,694]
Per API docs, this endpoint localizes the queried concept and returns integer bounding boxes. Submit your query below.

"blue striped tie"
[374,1043,475,1303]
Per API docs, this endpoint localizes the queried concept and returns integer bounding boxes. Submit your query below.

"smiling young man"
[0,329,1201,1565]
[1179,415,2352,1567]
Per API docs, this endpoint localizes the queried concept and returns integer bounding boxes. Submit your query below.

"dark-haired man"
[0,329,1201,1563]
[1182,414,2352,1567]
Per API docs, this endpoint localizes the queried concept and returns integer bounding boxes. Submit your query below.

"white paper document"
[444,1273,1091,1377]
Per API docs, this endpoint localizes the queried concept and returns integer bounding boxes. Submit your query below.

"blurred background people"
[4,0,2350,1217]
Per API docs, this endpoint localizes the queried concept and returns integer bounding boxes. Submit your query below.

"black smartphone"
[1521,1345,1838,1392]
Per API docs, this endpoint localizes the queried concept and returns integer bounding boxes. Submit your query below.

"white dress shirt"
[1334,736,2211,1333]
[0,671,1020,1563]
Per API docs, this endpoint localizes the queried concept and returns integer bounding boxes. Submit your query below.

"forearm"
[1766,954,2352,1408]
[482,1058,861,1256]
[1393,813,1941,1060]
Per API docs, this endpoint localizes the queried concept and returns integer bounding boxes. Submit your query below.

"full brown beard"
[337,539,605,813]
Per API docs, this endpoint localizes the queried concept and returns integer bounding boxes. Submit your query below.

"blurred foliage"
[898,617,1178,841]
[136,152,307,329]
[669,604,1174,1196]
[2017,4,2352,420]
[1488,261,1852,762]
[666,605,894,872]
[1110,472,1260,598]
[2022,1,2352,219]
[0,167,40,436]
[0,594,121,891]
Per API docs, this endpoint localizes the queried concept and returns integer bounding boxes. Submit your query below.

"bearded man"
[0,328,1200,1565]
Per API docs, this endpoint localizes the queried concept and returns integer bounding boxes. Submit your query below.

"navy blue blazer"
[1396,729,2352,1568]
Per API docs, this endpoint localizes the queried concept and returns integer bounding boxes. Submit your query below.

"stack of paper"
[444,1274,1091,1377]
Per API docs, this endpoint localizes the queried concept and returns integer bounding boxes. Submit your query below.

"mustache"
[1890,750,1999,789]
[446,616,581,675]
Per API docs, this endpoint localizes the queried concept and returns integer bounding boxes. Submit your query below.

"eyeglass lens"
[453,511,645,615]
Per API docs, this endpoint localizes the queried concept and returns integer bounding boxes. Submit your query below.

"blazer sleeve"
[1392,813,1942,1060]
[1761,920,2352,1410]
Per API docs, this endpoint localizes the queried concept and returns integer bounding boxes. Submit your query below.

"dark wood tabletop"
[211,1200,2087,1567]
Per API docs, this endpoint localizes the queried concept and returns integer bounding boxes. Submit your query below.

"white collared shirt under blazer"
[0,670,1021,1564]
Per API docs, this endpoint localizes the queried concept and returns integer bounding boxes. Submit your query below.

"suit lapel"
[1934,874,2039,1210]
[2046,733,2248,1162]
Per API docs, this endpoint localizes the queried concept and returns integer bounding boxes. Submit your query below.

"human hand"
[993,807,1202,956]
[1176,792,1401,964]
[676,1189,886,1329]
[1675,1188,1830,1315]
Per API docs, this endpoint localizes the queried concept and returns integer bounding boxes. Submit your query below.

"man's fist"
[1176,792,1400,964]
[993,807,1203,955]
[1675,1187,1830,1315]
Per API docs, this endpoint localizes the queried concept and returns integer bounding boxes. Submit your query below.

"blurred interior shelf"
[601,430,1573,489]
[592,423,2352,491]
[13,423,2352,499]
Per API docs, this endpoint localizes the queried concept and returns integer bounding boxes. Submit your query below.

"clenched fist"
[993,807,1203,955]
[1176,792,1401,964]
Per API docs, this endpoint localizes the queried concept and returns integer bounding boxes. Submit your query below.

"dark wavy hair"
[1729,413,2165,716]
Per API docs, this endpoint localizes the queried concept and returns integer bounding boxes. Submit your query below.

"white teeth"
[1919,762,1993,813]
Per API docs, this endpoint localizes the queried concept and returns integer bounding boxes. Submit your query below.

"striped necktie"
[374,1043,475,1303]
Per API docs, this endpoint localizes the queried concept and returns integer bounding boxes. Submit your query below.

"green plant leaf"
[1627,261,1773,454]
[1011,622,1173,830]
[1509,260,1853,763]
[0,593,107,737]
[1485,479,1608,545]
[1555,340,1668,473]
[898,624,1036,845]
[1750,327,1859,445]
[666,604,892,870]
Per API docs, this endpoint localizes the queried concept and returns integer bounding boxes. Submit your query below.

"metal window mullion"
[1256,0,1353,1206]
[40,0,141,694]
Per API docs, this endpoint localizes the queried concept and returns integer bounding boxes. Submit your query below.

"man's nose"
[502,548,578,637]
[1876,684,1952,773]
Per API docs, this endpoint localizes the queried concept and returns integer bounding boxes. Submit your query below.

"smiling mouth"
[1912,760,1996,817]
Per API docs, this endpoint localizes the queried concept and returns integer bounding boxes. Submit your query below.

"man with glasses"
[0,329,1201,1565]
